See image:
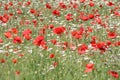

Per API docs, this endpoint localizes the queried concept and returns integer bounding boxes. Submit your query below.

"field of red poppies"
[0,0,120,80]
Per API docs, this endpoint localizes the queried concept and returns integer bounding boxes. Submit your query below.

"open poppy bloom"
[97,42,107,53]
[107,32,117,39]
[108,70,119,79]
[78,44,88,55]
[33,36,46,46]
[84,63,94,73]
[59,2,67,9]
[53,26,66,35]
[46,3,52,9]
[49,53,55,58]
[65,13,73,21]
[0,58,6,63]
[13,36,22,44]
[4,31,12,39]
[52,9,61,16]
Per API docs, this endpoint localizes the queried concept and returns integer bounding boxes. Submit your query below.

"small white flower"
[9,49,13,52]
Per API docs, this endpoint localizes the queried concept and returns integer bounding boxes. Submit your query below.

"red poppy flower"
[22,29,32,36]
[33,36,46,46]
[65,13,73,21]
[46,3,52,9]
[62,42,68,50]
[49,54,55,58]
[49,24,54,29]
[53,26,66,35]
[107,1,114,6]
[78,44,88,55]
[73,3,78,9]
[71,28,84,39]
[90,40,97,48]
[97,42,107,53]
[95,17,102,24]
[108,32,117,39]
[32,19,38,27]
[18,53,24,57]
[13,36,22,44]
[11,28,18,34]
[12,59,17,64]
[8,2,13,6]
[24,35,31,40]
[87,26,93,33]
[30,9,37,14]
[114,11,120,16]
[81,16,89,21]
[108,70,119,79]
[1,14,10,23]
[52,9,60,16]
[63,42,68,47]
[17,9,22,14]
[85,63,94,73]
[106,40,112,46]
[25,1,31,6]
[59,2,67,9]
[51,39,57,45]
[92,36,97,41]
[53,62,58,67]
[0,58,6,63]
[4,4,9,10]
[4,31,12,39]
[114,41,120,46]
[88,14,94,19]
[89,1,95,7]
